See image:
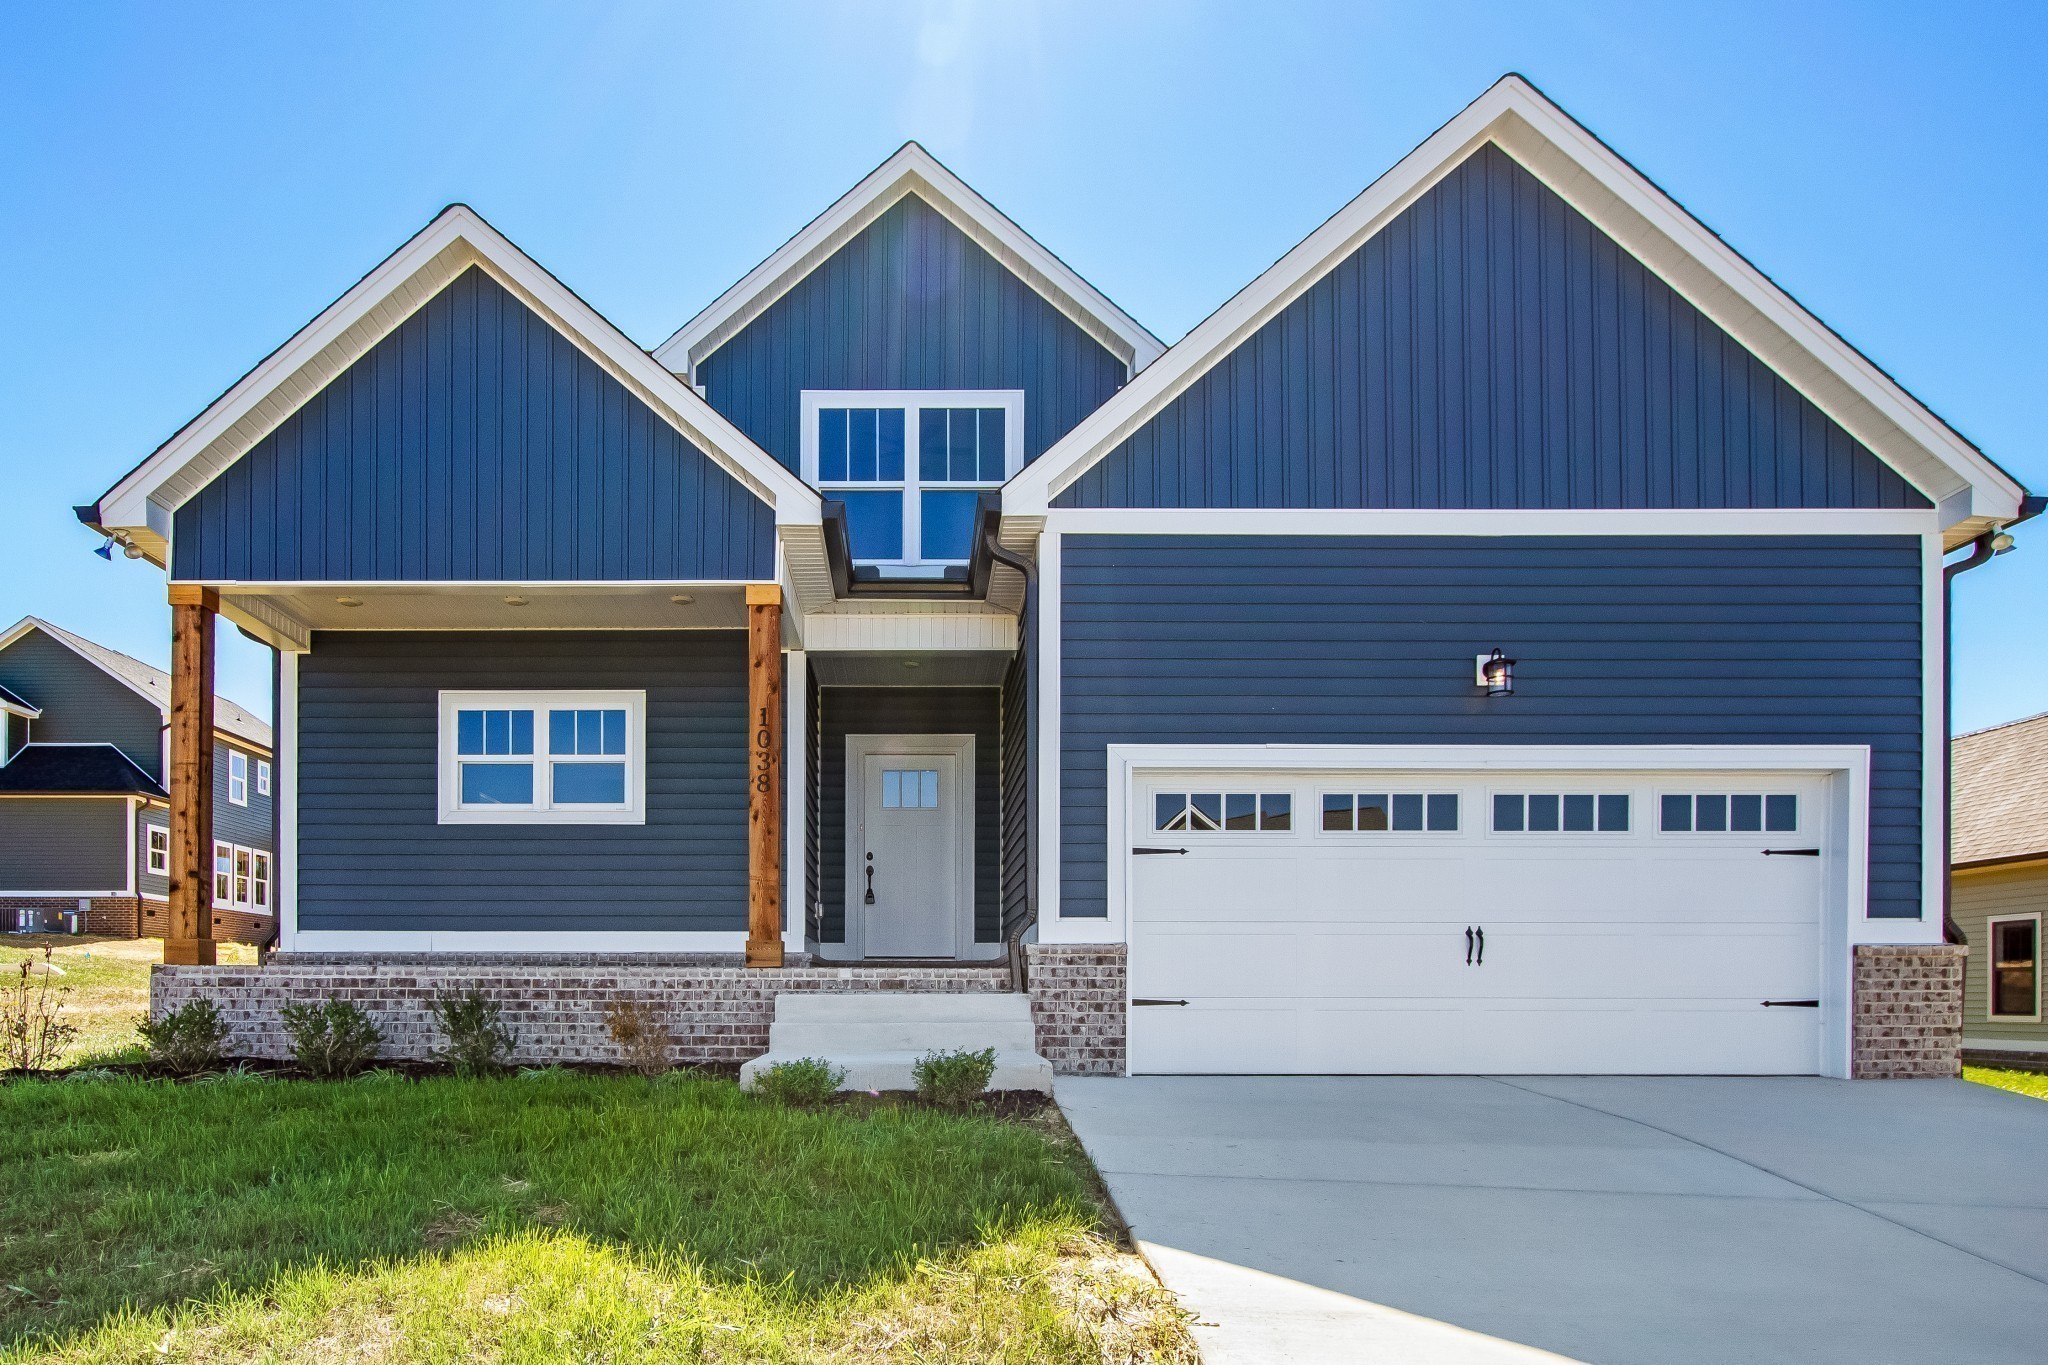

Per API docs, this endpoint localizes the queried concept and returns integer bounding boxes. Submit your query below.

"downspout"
[984,525,1039,994]
[1941,496,2046,944]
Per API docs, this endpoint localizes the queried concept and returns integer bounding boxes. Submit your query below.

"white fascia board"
[95,206,819,557]
[654,142,1164,377]
[1008,76,2025,532]
[1043,507,1938,537]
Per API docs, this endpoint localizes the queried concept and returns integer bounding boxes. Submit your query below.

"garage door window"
[1660,793,1797,833]
[1493,794,1629,833]
[1156,792,1291,832]
[1322,792,1457,832]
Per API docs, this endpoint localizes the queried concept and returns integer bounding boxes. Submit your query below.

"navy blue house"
[85,77,2031,1077]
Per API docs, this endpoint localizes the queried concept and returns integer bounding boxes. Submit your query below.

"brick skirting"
[1852,944,1966,1079]
[1027,943,1127,1076]
[135,900,273,945]
[151,957,1014,1068]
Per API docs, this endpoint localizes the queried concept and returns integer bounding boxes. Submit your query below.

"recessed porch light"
[669,594,695,605]
[504,595,530,607]
[334,596,363,607]
[902,659,921,669]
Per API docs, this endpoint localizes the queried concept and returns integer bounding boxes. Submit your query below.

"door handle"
[864,858,876,906]
[1475,925,1485,966]
[1465,926,1474,965]
[1132,847,1189,855]
[1762,848,1821,857]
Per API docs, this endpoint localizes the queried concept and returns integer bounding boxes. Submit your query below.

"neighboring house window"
[146,826,169,875]
[1156,792,1292,832]
[437,690,647,824]
[801,390,1023,570]
[257,760,271,796]
[1493,794,1630,833]
[213,841,233,903]
[1989,915,2040,1021]
[1659,794,1797,833]
[1322,793,1459,832]
[209,840,272,912]
[252,852,270,910]
[227,750,248,805]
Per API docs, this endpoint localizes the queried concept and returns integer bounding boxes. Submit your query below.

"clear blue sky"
[2,1,2041,730]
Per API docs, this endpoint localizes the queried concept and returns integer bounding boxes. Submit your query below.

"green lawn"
[0,1071,1192,1361]
[1,937,256,1068]
[1965,1065,2048,1101]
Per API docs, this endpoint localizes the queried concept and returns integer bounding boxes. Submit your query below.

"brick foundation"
[135,900,273,946]
[2,896,143,938]
[1852,944,1966,1078]
[151,956,1012,1067]
[1027,943,1126,1076]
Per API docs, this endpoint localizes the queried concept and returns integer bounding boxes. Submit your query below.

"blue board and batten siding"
[175,267,773,583]
[297,631,747,933]
[1059,535,1924,919]
[697,195,1129,473]
[1058,146,1927,511]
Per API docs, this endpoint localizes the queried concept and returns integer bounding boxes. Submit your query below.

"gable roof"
[1953,711,2048,868]
[653,142,1164,380]
[1007,75,2028,544]
[86,205,819,567]
[0,616,271,750]
[0,743,167,798]
[0,682,39,719]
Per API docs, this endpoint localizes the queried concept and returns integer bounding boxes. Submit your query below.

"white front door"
[1128,767,1830,1075]
[859,751,963,958]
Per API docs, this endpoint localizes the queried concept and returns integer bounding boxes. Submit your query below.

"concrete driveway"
[1057,1076,2048,1364]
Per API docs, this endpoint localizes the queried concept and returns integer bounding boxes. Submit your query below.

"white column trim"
[278,649,299,951]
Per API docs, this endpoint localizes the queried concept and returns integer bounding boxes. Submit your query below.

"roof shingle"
[1952,711,2048,866]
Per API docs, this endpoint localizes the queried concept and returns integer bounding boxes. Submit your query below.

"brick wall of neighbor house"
[135,899,272,946]
[1,895,141,937]
[1026,944,1126,1076]
[1852,944,1966,1078]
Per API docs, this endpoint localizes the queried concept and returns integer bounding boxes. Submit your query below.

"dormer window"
[802,390,1022,574]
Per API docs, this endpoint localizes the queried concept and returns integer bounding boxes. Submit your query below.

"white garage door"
[1127,767,1828,1075]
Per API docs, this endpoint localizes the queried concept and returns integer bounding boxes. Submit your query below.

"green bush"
[751,1057,846,1107]
[138,998,231,1076]
[279,998,384,1079]
[428,988,517,1077]
[914,1046,996,1107]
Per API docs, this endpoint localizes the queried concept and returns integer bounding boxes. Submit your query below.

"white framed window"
[1658,793,1798,834]
[1493,793,1630,833]
[800,389,1024,573]
[209,839,271,911]
[256,759,272,797]
[252,851,270,910]
[146,826,169,875]
[1155,791,1293,832]
[437,689,647,825]
[1320,792,1459,832]
[1989,914,2040,1022]
[227,750,248,805]
[213,840,233,903]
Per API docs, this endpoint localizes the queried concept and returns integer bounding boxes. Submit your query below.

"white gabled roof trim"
[653,142,1165,379]
[94,206,820,565]
[1007,75,2026,542]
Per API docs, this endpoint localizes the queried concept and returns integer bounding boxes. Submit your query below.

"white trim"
[94,206,820,563]
[655,142,1163,377]
[1922,530,1946,928]
[123,796,137,895]
[285,930,750,953]
[227,750,249,806]
[279,651,299,950]
[800,390,1024,569]
[1035,529,1062,927]
[1006,76,2024,534]
[0,617,165,716]
[1986,912,2042,1023]
[832,732,986,962]
[436,689,647,825]
[1042,508,1940,537]
[256,759,271,798]
[784,648,807,956]
[145,823,170,877]
[0,890,129,898]
[1087,741,1876,1078]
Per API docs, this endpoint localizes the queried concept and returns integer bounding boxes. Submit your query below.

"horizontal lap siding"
[697,195,1127,473]
[0,631,164,782]
[174,267,774,582]
[1058,145,1926,511]
[1955,864,2048,1043]
[0,798,130,890]
[1060,535,1923,919]
[213,740,272,849]
[297,631,747,933]
[818,687,1000,943]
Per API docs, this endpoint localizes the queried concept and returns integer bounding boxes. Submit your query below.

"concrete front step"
[739,990,1053,1093]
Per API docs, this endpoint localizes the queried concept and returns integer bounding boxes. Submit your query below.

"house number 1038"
[754,706,774,793]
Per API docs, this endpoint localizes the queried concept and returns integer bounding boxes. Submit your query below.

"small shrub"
[4,950,78,1072]
[138,998,231,1076]
[914,1046,996,1107]
[279,998,384,1079]
[429,988,516,1077]
[752,1057,846,1107]
[603,997,676,1077]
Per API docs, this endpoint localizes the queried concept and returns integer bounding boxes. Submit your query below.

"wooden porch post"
[745,584,784,968]
[165,585,218,966]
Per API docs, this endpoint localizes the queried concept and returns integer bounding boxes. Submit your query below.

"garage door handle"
[1475,926,1484,965]
[1465,926,1474,965]
[1132,998,1189,1006]
[1762,848,1821,857]
[1761,999,1819,1008]
[1132,847,1188,855]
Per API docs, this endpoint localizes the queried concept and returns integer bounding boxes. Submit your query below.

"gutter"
[1942,494,2048,944]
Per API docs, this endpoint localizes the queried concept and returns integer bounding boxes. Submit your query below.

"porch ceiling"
[219,582,752,644]
[808,650,1011,686]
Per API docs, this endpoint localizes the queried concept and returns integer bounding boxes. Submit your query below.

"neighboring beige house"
[1953,712,2048,1069]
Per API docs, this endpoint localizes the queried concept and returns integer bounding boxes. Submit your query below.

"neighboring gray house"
[0,616,274,940]
[85,75,2033,1078]
[1953,712,2048,1070]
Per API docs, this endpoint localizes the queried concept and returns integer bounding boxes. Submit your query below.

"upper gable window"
[801,391,1023,572]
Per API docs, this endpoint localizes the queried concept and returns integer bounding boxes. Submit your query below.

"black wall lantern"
[1475,648,1516,697]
